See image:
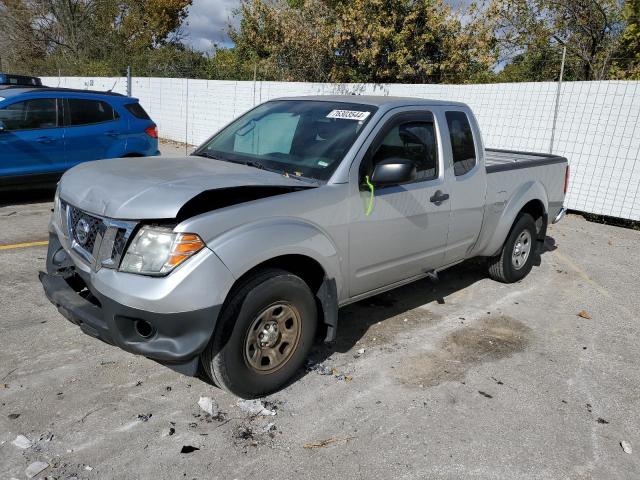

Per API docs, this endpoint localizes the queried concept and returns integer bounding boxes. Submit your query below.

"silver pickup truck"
[40,96,568,398]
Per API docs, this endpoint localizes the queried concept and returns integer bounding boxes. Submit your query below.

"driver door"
[348,111,451,297]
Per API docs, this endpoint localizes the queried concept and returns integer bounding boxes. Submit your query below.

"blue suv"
[0,85,159,188]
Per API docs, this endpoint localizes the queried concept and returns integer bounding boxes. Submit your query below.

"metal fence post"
[549,46,567,154]
[126,66,132,97]
[185,77,189,154]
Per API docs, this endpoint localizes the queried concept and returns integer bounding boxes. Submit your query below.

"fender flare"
[483,181,549,257]
[208,218,343,341]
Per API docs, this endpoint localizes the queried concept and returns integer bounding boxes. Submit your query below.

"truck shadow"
[316,259,488,356]
[0,186,56,207]
[199,236,556,393]
[296,235,557,384]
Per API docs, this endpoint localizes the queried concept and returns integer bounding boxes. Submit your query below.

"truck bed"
[485,148,567,173]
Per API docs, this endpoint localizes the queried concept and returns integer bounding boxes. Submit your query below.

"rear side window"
[124,102,151,120]
[446,111,476,176]
[67,99,118,126]
[0,98,58,130]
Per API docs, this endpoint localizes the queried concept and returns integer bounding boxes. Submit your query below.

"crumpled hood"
[59,156,310,219]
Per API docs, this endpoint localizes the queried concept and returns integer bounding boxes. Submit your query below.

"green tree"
[204,48,257,81]
[612,0,640,78]
[228,0,498,83]
[230,0,336,81]
[331,0,497,83]
[0,0,194,76]
[490,0,625,81]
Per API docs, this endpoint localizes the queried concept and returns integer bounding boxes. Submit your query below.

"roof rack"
[0,73,42,86]
[0,85,126,97]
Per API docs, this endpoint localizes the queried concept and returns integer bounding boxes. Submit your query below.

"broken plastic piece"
[12,434,32,449]
[197,396,218,416]
[25,461,49,478]
[237,399,276,416]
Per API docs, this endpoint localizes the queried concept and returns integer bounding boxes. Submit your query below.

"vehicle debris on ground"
[198,396,219,416]
[25,461,49,478]
[621,440,632,454]
[237,399,277,416]
[303,436,356,449]
[11,434,32,449]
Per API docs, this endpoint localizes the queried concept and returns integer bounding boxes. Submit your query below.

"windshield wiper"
[193,151,320,184]
[192,151,220,160]
[243,160,265,170]
[195,152,264,170]
[281,172,321,185]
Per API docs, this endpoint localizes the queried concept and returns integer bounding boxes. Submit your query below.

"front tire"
[201,268,317,398]
[488,213,537,283]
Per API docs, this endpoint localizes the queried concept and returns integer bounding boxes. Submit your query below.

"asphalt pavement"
[0,149,638,479]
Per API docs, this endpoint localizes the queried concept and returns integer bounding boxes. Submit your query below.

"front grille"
[112,228,129,258]
[60,200,136,270]
[68,205,103,255]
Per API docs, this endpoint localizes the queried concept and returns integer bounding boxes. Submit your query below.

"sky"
[183,0,239,51]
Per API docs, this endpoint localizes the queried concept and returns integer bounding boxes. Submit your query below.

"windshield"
[194,100,377,182]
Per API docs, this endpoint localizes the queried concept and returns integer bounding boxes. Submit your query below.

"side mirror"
[370,157,417,187]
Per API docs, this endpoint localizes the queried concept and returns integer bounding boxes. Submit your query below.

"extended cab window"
[0,98,58,131]
[446,111,476,176]
[67,99,118,126]
[362,116,438,184]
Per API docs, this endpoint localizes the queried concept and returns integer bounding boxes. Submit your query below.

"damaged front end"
[175,185,313,222]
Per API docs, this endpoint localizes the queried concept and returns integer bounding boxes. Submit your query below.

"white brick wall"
[40,76,640,221]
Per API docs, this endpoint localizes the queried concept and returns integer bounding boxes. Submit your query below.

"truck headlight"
[120,226,205,276]
[53,187,63,228]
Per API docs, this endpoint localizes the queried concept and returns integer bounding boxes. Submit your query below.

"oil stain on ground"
[398,316,532,387]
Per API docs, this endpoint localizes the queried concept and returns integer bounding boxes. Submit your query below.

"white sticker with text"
[326,110,371,121]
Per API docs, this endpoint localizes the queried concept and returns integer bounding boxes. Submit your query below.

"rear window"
[124,102,151,120]
[67,99,118,126]
[446,111,476,176]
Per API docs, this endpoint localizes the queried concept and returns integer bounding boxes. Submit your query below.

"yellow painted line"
[0,240,49,251]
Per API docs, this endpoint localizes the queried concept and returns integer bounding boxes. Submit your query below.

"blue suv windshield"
[194,100,377,182]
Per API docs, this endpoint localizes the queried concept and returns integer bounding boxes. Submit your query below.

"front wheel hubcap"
[512,229,532,270]
[244,303,301,373]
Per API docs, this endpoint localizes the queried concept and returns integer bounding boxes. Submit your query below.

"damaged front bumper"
[39,231,232,376]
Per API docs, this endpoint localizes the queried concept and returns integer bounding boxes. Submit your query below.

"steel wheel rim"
[511,229,532,270]
[244,302,302,374]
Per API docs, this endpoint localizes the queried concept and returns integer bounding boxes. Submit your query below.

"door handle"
[430,190,450,205]
[36,136,55,144]
[105,130,120,137]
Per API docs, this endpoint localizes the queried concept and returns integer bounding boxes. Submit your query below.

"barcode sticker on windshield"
[326,110,371,121]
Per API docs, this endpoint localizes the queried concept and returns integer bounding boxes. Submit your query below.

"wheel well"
[226,255,330,340]
[234,255,326,295]
[122,153,144,158]
[519,199,547,239]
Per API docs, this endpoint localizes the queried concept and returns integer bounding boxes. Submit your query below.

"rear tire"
[201,268,317,398]
[488,213,537,283]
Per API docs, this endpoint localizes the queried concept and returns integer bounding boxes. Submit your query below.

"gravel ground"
[0,155,639,479]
